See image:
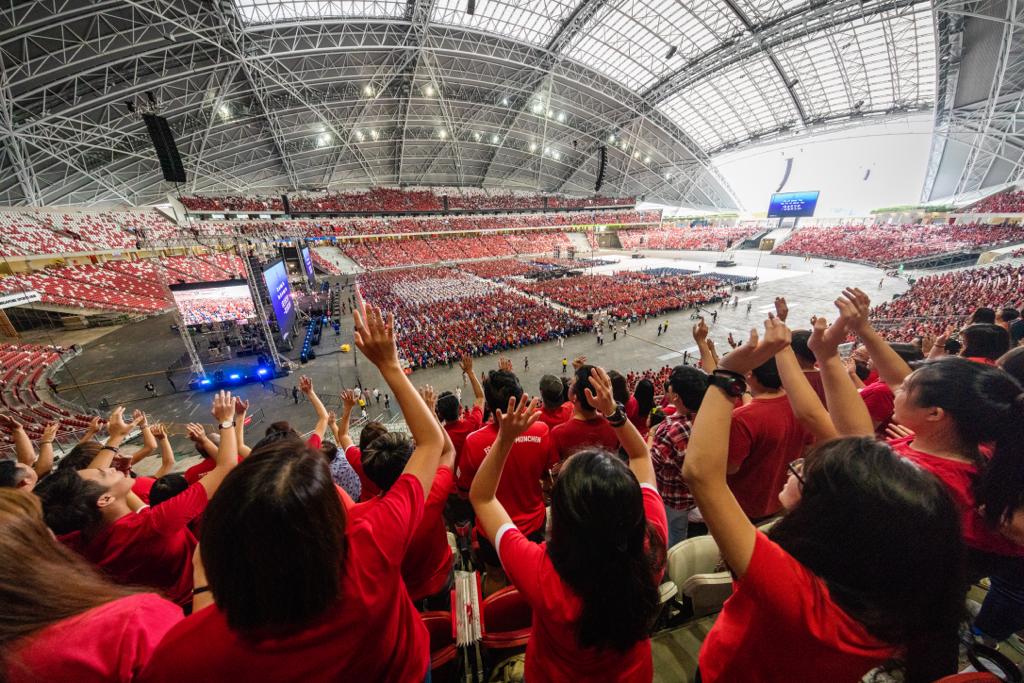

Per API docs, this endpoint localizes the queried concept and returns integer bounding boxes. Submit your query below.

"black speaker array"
[281,194,291,214]
[143,113,187,184]
[595,144,607,192]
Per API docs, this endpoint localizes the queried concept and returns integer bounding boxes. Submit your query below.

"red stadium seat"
[481,586,532,650]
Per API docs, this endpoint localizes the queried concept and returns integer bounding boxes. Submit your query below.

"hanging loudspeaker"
[143,113,187,184]
[595,145,607,192]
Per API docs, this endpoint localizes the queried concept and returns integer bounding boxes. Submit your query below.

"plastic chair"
[421,611,457,670]
[666,535,733,618]
[481,585,532,650]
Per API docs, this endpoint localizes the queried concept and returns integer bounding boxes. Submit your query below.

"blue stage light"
[200,379,212,386]
[257,368,268,376]
[229,373,241,380]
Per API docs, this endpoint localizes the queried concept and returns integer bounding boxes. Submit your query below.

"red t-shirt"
[859,381,895,434]
[727,396,810,519]
[352,467,455,601]
[457,422,555,536]
[132,476,156,505]
[59,483,208,605]
[183,456,242,485]
[345,445,380,502]
[625,396,649,437]
[138,475,430,683]
[538,402,573,431]
[444,405,483,469]
[496,485,668,682]
[889,437,1024,557]
[6,594,182,683]
[700,532,897,682]
[804,370,827,406]
[550,416,620,462]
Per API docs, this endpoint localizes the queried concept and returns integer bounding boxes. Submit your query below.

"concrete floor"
[50,248,906,460]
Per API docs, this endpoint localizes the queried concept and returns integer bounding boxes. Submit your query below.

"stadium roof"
[0,0,936,208]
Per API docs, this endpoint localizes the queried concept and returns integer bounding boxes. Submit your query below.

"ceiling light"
[355,130,364,141]
[634,151,640,159]
[370,129,379,140]
[529,142,538,152]
[531,101,543,114]
[217,104,231,119]
[438,128,447,139]
[491,134,500,144]
[363,84,375,97]
[556,112,566,123]
[664,172,672,180]
[644,155,651,163]
[317,133,332,147]
[607,134,615,143]
[553,151,561,160]
[424,84,435,97]
[546,109,554,118]
[473,132,481,141]
[502,97,509,106]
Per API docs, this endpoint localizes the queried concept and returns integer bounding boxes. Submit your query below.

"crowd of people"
[617,225,761,251]
[870,263,1024,340]
[358,267,593,368]
[518,272,729,319]
[179,196,284,212]
[775,222,1024,265]
[3,277,1024,683]
[960,189,1024,214]
[338,232,574,269]
[283,188,634,213]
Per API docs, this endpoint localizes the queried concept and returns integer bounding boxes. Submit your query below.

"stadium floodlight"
[491,134,500,144]
[531,101,543,114]
[529,142,538,152]
[423,84,435,97]
[556,112,566,123]
[370,129,379,140]
[608,134,616,143]
[363,84,375,97]
[644,155,651,163]
[438,128,447,139]
[501,97,509,106]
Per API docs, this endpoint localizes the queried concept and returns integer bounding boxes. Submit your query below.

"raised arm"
[197,391,239,498]
[682,319,790,577]
[34,422,58,478]
[300,376,329,439]
[78,416,102,445]
[460,355,484,409]
[692,318,717,372]
[469,395,539,543]
[420,384,456,471]
[583,367,656,487]
[809,311,873,437]
[840,287,913,387]
[0,414,36,467]
[150,424,176,478]
[130,411,156,464]
[336,390,357,450]
[87,407,142,470]
[776,338,838,442]
[231,397,251,458]
[353,295,443,496]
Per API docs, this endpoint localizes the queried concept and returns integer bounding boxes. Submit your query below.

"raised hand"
[718,317,791,375]
[498,356,513,373]
[107,406,140,439]
[150,424,167,440]
[692,317,709,344]
[85,416,103,436]
[298,376,313,395]
[837,287,871,334]
[234,397,250,415]
[185,422,206,443]
[418,384,438,413]
[727,332,737,349]
[582,366,617,416]
[352,300,399,370]
[572,356,587,371]
[494,394,541,442]
[132,409,149,428]
[340,389,357,408]
[326,411,338,432]
[211,390,235,423]
[0,414,23,432]
[774,296,789,322]
[807,314,847,361]
[41,422,59,442]
[459,354,473,374]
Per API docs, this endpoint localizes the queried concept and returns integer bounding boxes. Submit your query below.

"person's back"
[550,365,620,461]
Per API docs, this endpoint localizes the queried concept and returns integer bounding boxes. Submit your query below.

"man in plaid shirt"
[649,365,710,547]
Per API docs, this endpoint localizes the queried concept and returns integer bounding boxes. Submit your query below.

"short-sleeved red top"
[549,416,620,462]
[6,593,183,683]
[538,402,573,431]
[60,483,208,605]
[444,405,483,470]
[699,532,898,682]
[138,475,430,683]
[496,485,668,683]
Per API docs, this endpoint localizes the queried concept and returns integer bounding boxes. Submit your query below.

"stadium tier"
[957,188,1024,214]
[617,225,762,251]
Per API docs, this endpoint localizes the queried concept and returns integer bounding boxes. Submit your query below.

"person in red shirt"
[139,299,445,683]
[789,329,827,405]
[355,386,456,609]
[36,397,239,606]
[0,490,182,683]
[332,389,389,502]
[537,374,572,430]
[683,317,965,683]
[627,378,656,437]
[470,367,667,683]
[550,365,620,462]
[437,355,485,469]
[726,355,810,520]
[457,368,556,593]
[959,323,1010,363]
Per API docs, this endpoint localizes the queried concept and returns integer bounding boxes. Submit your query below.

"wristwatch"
[606,402,628,427]
[709,369,747,398]
[218,420,236,430]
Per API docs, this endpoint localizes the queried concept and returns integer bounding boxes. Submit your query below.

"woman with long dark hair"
[0,490,182,682]
[684,318,966,682]
[470,367,666,682]
[139,300,445,683]
[629,378,655,437]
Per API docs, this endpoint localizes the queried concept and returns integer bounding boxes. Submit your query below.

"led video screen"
[301,246,316,286]
[262,259,295,342]
[169,280,255,326]
[768,191,820,218]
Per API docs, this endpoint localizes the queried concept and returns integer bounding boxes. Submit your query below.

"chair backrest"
[482,585,532,649]
[421,610,457,670]
[666,535,722,588]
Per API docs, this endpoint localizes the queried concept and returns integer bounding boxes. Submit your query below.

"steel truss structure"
[924,0,1024,201]
[0,0,936,209]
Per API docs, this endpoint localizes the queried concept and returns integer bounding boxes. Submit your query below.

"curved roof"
[0,0,936,209]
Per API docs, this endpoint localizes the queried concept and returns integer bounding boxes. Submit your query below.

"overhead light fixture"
[370,129,379,139]
[553,151,561,160]
[531,101,544,114]
[607,134,615,143]
[217,103,230,119]
[318,133,333,147]
[546,109,554,118]
[438,128,447,139]
[473,132,481,141]
[664,172,672,180]
[644,155,651,163]
[529,142,538,152]
[634,151,640,159]
[363,84,375,97]
[491,134,500,144]
[424,84,435,97]
[355,130,364,141]
[502,97,509,106]
[556,112,566,123]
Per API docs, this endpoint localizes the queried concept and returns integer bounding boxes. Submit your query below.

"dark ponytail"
[904,357,1024,526]
[547,450,663,651]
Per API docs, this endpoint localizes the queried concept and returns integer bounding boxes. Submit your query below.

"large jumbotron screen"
[301,246,316,286]
[169,280,256,326]
[262,259,296,342]
[768,191,820,218]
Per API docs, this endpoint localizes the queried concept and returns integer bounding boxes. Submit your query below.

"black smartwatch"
[606,402,628,427]
[709,370,747,398]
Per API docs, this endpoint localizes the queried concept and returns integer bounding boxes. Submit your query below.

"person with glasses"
[683,316,966,683]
